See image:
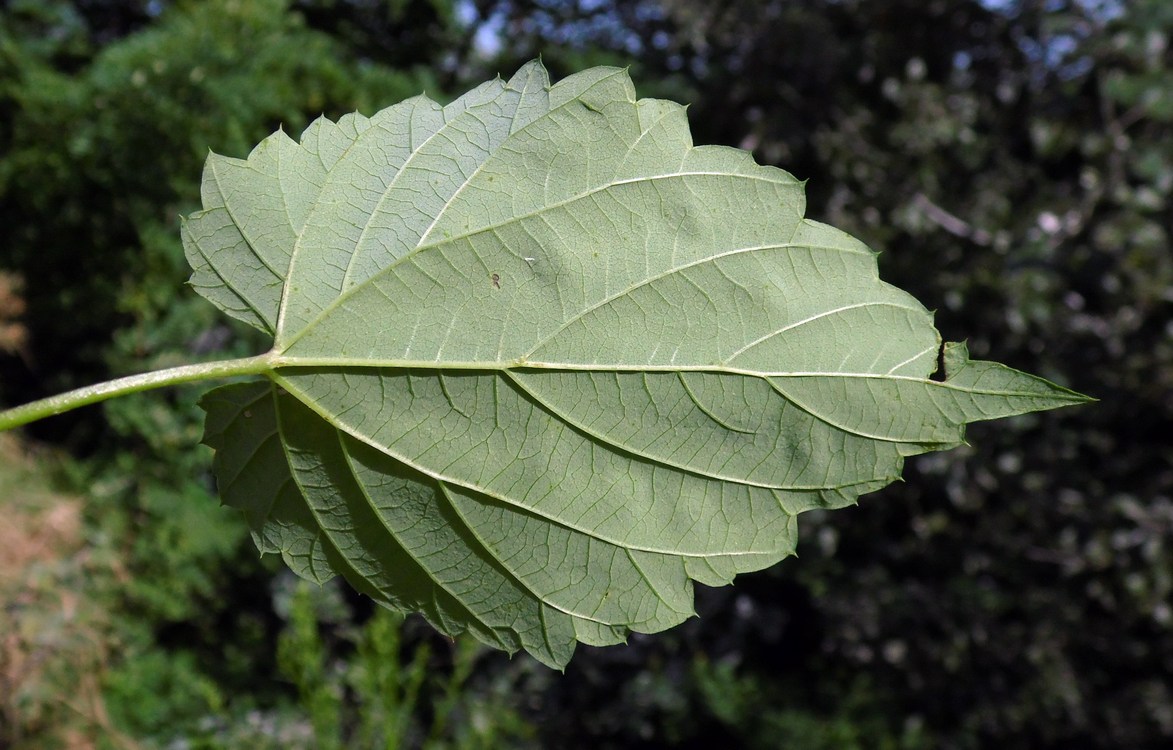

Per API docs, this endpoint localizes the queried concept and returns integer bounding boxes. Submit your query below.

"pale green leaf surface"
[191,61,1089,668]
[183,113,373,333]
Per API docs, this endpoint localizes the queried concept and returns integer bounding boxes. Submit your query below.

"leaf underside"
[184,61,1088,668]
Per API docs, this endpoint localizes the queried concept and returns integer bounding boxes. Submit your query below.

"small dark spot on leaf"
[491,273,501,289]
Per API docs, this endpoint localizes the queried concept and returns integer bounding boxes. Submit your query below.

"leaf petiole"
[0,353,274,432]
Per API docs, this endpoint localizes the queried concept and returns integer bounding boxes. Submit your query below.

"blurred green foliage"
[277,579,536,750]
[0,0,441,443]
[0,0,1169,748]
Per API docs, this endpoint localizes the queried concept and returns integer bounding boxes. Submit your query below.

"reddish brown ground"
[0,434,132,749]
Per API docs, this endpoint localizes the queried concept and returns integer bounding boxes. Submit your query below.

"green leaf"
[187,61,1090,668]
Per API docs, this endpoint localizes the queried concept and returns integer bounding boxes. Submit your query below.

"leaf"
[185,61,1090,668]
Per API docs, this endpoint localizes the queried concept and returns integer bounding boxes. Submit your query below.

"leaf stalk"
[0,354,274,432]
